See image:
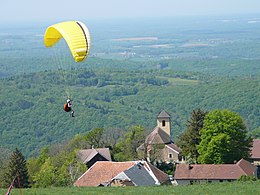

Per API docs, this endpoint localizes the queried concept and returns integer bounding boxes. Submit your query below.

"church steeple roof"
[157,110,170,119]
[145,127,171,144]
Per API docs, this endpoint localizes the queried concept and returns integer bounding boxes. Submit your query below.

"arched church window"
[162,120,166,127]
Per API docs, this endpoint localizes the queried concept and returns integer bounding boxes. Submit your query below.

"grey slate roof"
[112,161,170,186]
[77,148,112,164]
[157,110,171,119]
[166,143,182,153]
[124,162,156,186]
[145,127,171,144]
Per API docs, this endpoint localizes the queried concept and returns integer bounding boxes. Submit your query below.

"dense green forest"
[0,60,259,157]
[0,15,260,157]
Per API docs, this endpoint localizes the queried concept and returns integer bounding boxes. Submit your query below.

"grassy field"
[1,181,260,195]
[157,76,199,85]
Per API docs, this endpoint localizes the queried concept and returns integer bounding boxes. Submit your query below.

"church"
[137,110,182,163]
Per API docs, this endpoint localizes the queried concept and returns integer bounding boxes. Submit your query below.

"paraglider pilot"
[64,99,75,117]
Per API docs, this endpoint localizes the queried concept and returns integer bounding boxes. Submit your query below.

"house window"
[169,153,173,159]
[162,120,166,127]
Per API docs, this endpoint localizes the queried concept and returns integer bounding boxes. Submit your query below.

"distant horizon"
[1,12,260,27]
[1,0,260,24]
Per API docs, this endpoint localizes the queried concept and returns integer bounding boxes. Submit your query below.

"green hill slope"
[0,65,259,157]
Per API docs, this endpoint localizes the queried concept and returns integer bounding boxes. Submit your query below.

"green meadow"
[1,181,260,195]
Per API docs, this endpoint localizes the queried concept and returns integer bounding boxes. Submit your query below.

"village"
[74,110,260,187]
[1,2,260,194]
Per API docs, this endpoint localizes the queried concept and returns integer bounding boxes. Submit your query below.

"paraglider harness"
[63,99,75,117]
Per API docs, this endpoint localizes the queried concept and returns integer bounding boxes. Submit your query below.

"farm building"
[174,159,257,185]
[74,161,169,186]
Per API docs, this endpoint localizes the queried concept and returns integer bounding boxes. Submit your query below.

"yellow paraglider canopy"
[44,21,91,62]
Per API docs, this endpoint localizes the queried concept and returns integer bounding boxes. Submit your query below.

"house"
[174,159,257,185]
[74,161,169,187]
[77,148,112,168]
[249,139,260,165]
[137,110,182,163]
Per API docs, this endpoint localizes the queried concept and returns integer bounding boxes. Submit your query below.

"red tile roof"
[174,159,256,180]
[251,139,260,158]
[74,161,135,186]
[237,158,257,175]
[146,162,169,184]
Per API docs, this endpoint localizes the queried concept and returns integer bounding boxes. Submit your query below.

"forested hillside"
[0,59,259,157]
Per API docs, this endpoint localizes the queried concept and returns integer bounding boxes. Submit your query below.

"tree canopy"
[113,126,146,161]
[4,148,30,188]
[197,109,252,164]
[176,108,207,163]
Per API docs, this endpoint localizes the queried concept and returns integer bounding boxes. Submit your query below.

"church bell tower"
[157,110,171,136]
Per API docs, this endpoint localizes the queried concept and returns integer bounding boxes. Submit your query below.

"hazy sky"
[1,0,260,23]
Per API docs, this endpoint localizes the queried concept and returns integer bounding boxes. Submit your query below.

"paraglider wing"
[44,21,91,62]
